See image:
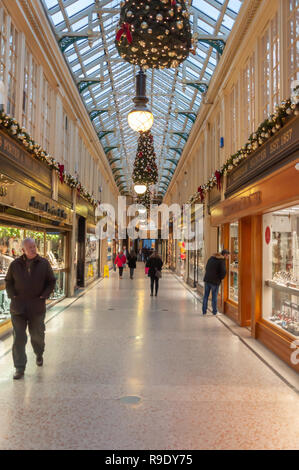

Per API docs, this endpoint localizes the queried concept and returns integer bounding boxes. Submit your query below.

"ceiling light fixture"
[128,68,154,133]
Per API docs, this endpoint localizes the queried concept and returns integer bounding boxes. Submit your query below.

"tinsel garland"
[188,97,299,204]
[0,111,98,207]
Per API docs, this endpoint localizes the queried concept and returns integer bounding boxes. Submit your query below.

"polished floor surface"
[0,264,298,450]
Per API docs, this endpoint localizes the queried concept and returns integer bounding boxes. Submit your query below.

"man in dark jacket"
[5,238,56,379]
[202,249,229,316]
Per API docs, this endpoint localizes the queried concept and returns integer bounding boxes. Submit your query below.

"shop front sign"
[0,177,72,226]
[226,117,299,196]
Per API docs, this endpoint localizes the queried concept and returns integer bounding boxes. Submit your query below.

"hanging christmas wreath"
[116,0,192,69]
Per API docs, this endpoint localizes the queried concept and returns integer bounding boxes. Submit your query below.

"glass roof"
[42,0,243,196]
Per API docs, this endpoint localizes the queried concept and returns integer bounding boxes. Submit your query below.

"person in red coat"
[114,251,127,279]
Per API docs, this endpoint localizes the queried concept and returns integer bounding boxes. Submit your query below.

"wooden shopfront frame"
[0,129,73,336]
[211,157,299,371]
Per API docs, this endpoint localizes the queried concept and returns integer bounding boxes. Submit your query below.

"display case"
[0,226,67,326]
[85,232,99,283]
[45,232,66,301]
[0,227,24,326]
[229,222,239,303]
[263,205,299,337]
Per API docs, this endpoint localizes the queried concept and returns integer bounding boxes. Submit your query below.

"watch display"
[263,205,299,337]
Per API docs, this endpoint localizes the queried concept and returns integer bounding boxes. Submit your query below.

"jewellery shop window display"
[0,227,24,326]
[85,233,99,283]
[229,222,239,304]
[45,232,66,301]
[263,205,299,337]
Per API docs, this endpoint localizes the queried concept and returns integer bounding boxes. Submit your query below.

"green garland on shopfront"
[189,97,299,204]
[0,111,98,207]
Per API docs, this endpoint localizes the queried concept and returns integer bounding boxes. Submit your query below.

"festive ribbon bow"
[58,164,64,184]
[215,170,222,190]
[198,186,205,203]
[116,23,133,44]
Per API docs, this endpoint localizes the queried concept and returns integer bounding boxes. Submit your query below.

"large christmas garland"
[116,0,192,69]
[0,111,98,207]
[132,130,158,185]
[188,97,299,204]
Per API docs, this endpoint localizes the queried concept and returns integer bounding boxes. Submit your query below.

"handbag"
[155,268,162,279]
[145,267,149,275]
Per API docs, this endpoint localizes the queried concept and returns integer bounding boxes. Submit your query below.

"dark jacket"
[5,254,56,315]
[146,256,163,278]
[127,254,137,269]
[203,254,227,285]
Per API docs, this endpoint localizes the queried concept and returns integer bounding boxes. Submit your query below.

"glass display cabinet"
[229,221,239,303]
[0,227,67,327]
[263,205,299,337]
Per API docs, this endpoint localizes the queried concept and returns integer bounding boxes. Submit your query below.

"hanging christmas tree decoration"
[115,0,192,69]
[132,130,158,193]
[136,188,151,209]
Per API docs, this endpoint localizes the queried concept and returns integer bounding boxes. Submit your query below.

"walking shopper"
[5,238,56,380]
[114,250,127,279]
[127,250,137,279]
[146,251,163,297]
[202,249,230,316]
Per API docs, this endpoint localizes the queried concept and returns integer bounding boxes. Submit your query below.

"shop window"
[45,232,66,301]
[229,222,239,303]
[287,0,299,92]
[41,76,53,153]
[0,227,24,326]
[261,14,280,119]
[22,50,38,138]
[263,205,299,337]
[0,10,18,117]
[242,52,255,142]
[85,232,99,283]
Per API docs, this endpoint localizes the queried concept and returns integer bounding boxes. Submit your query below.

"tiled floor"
[0,264,298,450]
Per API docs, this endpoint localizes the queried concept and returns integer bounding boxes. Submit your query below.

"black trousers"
[11,312,46,371]
[150,276,159,295]
[130,268,135,278]
[119,267,123,277]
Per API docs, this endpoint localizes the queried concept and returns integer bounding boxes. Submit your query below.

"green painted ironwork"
[184,82,209,94]
[161,175,172,182]
[169,147,183,156]
[177,112,197,123]
[104,146,118,154]
[90,110,109,121]
[166,158,179,165]
[98,131,114,140]
[108,157,121,165]
[198,38,226,55]
[58,35,88,53]
[111,167,123,174]
[171,132,189,142]
[78,80,101,94]
[114,174,125,183]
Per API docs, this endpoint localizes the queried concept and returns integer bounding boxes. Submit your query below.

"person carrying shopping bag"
[146,251,163,296]
[114,250,126,279]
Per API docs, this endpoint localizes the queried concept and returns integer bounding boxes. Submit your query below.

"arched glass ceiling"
[42,0,243,197]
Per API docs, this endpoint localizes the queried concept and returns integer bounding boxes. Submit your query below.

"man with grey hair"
[5,238,56,379]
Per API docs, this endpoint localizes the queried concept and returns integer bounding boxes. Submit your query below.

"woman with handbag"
[127,250,137,279]
[146,251,163,297]
[114,250,127,279]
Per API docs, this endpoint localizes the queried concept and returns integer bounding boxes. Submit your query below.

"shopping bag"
[145,267,149,275]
